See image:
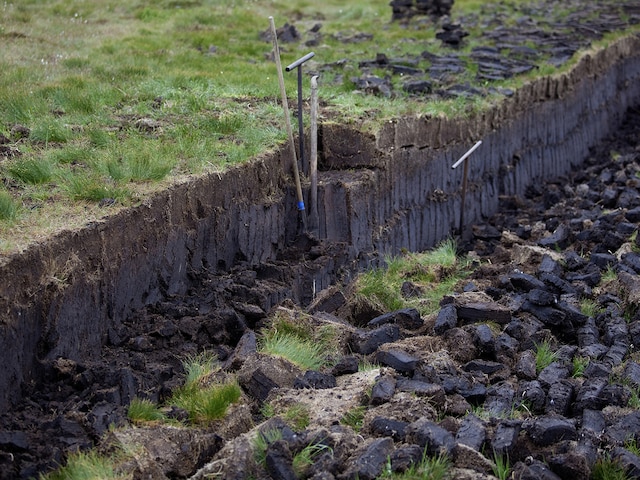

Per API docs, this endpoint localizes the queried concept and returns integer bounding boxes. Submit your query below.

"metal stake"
[309,75,319,235]
[286,52,315,176]
[451,140,482,235]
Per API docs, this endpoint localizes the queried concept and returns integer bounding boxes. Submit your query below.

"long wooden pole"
[269,17,306,230]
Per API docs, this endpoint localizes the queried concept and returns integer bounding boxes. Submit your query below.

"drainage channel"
[1,35,640,479]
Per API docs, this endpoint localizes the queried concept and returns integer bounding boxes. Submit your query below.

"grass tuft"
[165,351,241,424]
[127,397,165,424]
[382,451,450,479]
[167,380,241,425]
[8,158,55,184]
[0,191,18,222]
[340,406,367,433]
[572,356,589,378]
[260,330,325,371]
[39,450,126,480]
[492,452,511,480]
[354,238,470,316]
[592,455,629,480]
[534,341,557,374]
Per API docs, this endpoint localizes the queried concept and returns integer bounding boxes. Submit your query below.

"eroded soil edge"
[1,34,640,420]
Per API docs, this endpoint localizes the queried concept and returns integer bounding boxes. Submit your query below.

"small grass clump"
[492,452,511,480]
[381,451,450,480]
[572,356,590,378]
[629,387,640,410]
[293,441,333,478]
[592,456,630,480]
[580,298,604,318]
[354,238,471,316]
[168,380,242,425]
[8,158,55,185]
[260,330,325,371]
[166,351,242,425]
[0,191,18,222]
[534,341,557,374]
[258,310,338,370]
[340,406,367,433]
[39,450,126,480]
[253,428,284,468]
[282,403,311,432]
[127,397,165,424]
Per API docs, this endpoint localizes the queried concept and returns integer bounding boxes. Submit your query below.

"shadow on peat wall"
[1,34,640,410]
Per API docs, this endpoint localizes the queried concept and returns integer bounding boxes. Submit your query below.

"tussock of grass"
[161,351,242,425]
[8,158,55,185]
[492,452,511,480]
[381,451,450,479]
[253,428,284,467]
[534,341,557,374]
[260,330,325,371]
[592,456,629,480]
[580,298,604,318]
[340,406,367,432]
[293,442,333,478]
[127,397,165,424]
[168,380,242,424]
[282,403,311,431]
[0,191,18,222]
[572,356,589,378]
[259,309,339,370]
[354,238,470,316]
[39,450,126,480]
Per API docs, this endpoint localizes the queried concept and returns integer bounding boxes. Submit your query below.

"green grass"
[1,0,638,252]
[163,351,242,424]
[0,191,18,222]
[260,330,326,370]
[340,405,367,433]
[534,341,557,374]
[592,456,631,480]
[629,387,640,410]
[381,451,450,480]
[293,441,333,478]
[258,311,338,370]
[354,238,470,315]
[38,450,126,480]
[253,428,284,467]
[492,452,511,480]
[167,380,242,424]
[572,356,589,378]
[282,403,311,431]
[8,158,55,185]
[580,298,604,318]
[127,397,165,424]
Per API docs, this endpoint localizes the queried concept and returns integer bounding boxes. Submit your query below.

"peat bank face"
[1,35,640,410]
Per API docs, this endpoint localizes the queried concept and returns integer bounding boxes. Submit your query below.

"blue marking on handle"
[297,201,305,211]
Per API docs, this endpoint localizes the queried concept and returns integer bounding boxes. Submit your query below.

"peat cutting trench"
[3,24,640,480]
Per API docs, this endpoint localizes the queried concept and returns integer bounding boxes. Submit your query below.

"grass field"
[0,0,636,254]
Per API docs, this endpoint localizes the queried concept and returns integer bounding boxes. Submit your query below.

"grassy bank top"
[0,0,638,256]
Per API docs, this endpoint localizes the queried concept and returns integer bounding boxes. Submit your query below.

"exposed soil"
[2,1,640,479]
[3,103,638,480]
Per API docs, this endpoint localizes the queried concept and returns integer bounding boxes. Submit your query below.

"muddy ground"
[1,0,640,479]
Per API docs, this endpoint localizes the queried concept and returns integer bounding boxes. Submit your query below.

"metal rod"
[451,140,482,235]
[451,140,482,169]
[309,75,319,235]
[285,52,315,72]
[285,52,314,176]
[459,156,470,234]
[297,66,306,175]
[269,17,306,227]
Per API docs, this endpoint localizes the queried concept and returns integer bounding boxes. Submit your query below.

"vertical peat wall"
[0,35,639,410]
